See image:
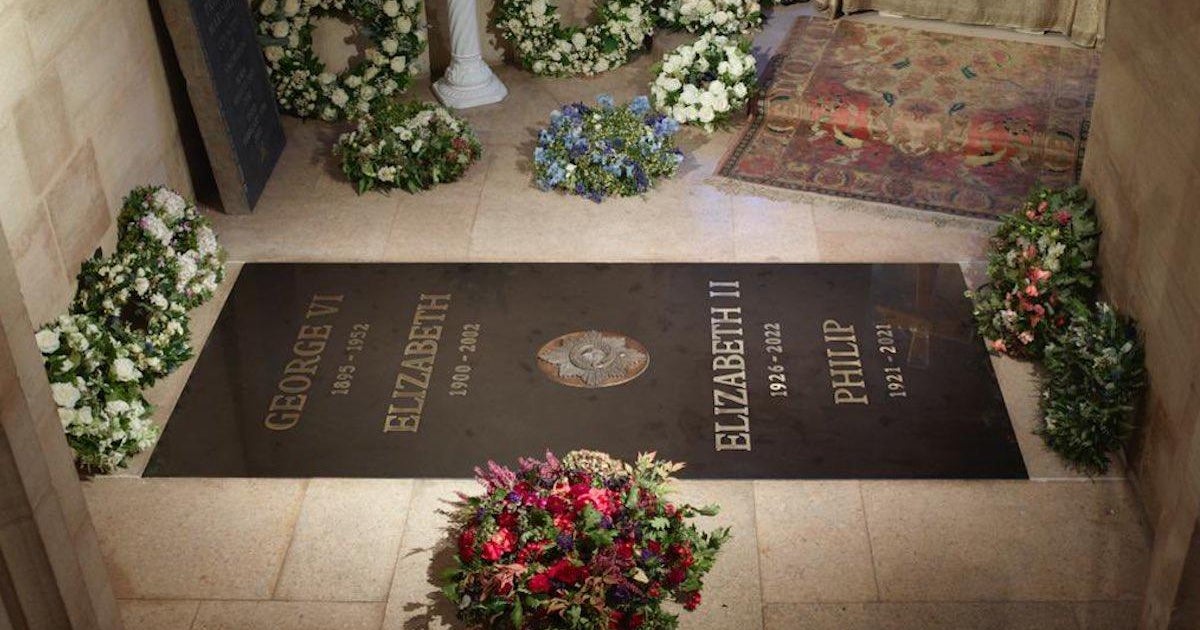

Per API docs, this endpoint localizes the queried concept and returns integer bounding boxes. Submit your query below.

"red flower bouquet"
[443,451,729,629]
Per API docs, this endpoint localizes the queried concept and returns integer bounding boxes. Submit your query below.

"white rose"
[112,358,141,383]
[733,82,748,98]
[571,33,587,49]
[319,72,336,85]
[58,407,75,428]
[699,104,715,123]
[531,0,546,16]
[259,0,278,15]
[35,330,60,354]
[282,0,300,15]
[51,382,81,408]
[382,0,400,17]
[395,16,412,33]
[382,38,399,55]
[390,56,407,73]
[271,20,289,38]
[712,10,730,25]
[265,46,284,63]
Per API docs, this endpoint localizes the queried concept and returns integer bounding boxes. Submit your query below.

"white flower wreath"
[494,0,655,77]
[256,0,428,120]
[657,0,765,36]
[651,33,757,131]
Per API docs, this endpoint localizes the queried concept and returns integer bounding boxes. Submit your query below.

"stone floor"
[85,5,1149,629]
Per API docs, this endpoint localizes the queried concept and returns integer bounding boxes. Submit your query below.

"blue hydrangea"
[533,95,683,202]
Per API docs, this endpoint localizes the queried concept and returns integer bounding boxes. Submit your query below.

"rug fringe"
[704,174,1001,232]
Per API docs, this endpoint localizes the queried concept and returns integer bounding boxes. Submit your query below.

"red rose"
[666,566,686,586]
[628,612,645,628]
[546,495,571,516]
[457,528,476,562]
[553,512,575,533]
[683,591,702,611]
[1056,210,1071,225]
[608,611,624,629]
[547,558,586,584]
[498,511,518,528]
[481,542,504,562]
[615,540,634,560]
[647,584,662,599]
[647,540,662,555]
[527,573,552,594]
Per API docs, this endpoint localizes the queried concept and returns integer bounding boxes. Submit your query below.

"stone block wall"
[1080,0,1200,626]
[0,0,193,329]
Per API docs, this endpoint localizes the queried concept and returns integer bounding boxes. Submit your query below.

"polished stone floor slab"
[145,262,1024,479]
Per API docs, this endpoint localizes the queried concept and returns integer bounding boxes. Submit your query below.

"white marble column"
[433,0,508,108]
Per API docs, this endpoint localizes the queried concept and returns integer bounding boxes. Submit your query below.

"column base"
[433,71,508,109]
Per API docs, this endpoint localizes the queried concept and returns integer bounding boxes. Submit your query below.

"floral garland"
[534,95,682,202]
[38,186,226,473]
[657,0,765,36]
[335,101,482,194]
[256,0,427,120]
[651,34,756,131]
[494,0,655,77]
[444,451,729,629]
[38,314,157,474]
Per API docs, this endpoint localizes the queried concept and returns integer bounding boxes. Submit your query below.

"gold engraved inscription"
[383,294,451,434]
[263,294,344,431]
[710,280,751,452]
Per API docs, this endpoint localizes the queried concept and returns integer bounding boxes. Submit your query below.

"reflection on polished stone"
[146,263,1025,479]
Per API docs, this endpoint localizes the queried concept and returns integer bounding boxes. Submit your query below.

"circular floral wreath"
[336,100,482,194]
[257,0,428,121]
[494,0,655,77]
[651,33,757,131]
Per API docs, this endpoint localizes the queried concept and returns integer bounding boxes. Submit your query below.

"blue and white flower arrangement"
[534,95,684,202]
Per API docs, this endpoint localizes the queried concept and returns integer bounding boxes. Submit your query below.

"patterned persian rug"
[718,18,1100,220]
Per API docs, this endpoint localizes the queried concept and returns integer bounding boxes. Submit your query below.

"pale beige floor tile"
[812,202,994,263]
[672,481,764,630]
[118,600,199,630]
[379,154,490,261]
[84,478,306,599]
[755,481,878,603]
[451,67,566,148]
[382,479,476,630]
[191,600,384,630]
[274,479,415,602]
[731,198,820,262]
[764,602,1080,630]
[468,146,737,262]
[862,481,1150,602]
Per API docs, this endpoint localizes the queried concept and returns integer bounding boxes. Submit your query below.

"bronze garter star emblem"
[537,330,650,388]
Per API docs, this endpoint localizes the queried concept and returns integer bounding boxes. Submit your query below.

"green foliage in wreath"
[1039,303,1145,474]
[256,0,428,120]
[37,314,157,474]
[966,186,1100,359]
[335,100,482,194]
[494,0,656,77]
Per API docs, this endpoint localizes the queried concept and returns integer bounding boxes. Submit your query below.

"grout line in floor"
[858,481,884,602]
[267,479,311,599]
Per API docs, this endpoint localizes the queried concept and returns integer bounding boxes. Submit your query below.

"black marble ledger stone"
[145,263,1028,479]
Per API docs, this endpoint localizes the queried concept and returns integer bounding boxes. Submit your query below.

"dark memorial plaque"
[146,264,1028,479]
[159,0,286,213]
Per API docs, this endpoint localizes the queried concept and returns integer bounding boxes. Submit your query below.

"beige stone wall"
[1080,0,1200,626]
[0,0,193,329]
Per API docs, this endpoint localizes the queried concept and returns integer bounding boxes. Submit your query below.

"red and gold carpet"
[718,18,1100,220]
